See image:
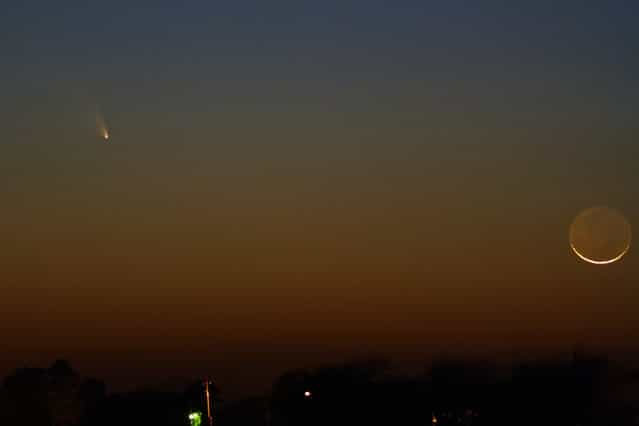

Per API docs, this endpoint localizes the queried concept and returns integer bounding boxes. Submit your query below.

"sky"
[1,1,639,397]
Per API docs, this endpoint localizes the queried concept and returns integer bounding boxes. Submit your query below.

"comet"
[96,107,110,141]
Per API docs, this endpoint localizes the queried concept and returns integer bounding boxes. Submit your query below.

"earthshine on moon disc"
[569,206,632,265]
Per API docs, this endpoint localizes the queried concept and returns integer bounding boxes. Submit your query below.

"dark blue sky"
[3,1,638,82]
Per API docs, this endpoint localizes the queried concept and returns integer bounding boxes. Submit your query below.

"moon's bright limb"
[569,206,631,265]
[570,242,629,265]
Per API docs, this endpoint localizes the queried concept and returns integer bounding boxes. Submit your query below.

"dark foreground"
[2,356,639,425]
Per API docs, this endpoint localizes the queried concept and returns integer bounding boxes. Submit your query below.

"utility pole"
[204,380,213,426]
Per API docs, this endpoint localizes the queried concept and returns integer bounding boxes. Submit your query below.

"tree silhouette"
[0,360,105,426]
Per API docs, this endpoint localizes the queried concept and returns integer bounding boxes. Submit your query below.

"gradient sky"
[1,1,639,397]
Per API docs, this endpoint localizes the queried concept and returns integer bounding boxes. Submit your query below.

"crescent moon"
[570,242,630,265]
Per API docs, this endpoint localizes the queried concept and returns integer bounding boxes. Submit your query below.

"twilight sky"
[1,1,638,397]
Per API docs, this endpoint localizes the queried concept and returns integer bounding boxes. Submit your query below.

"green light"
[188,411,202,426]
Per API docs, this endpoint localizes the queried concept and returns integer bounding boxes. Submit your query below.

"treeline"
[268,356,635,426]
[0,360,209,426]
[1,355,638,425]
